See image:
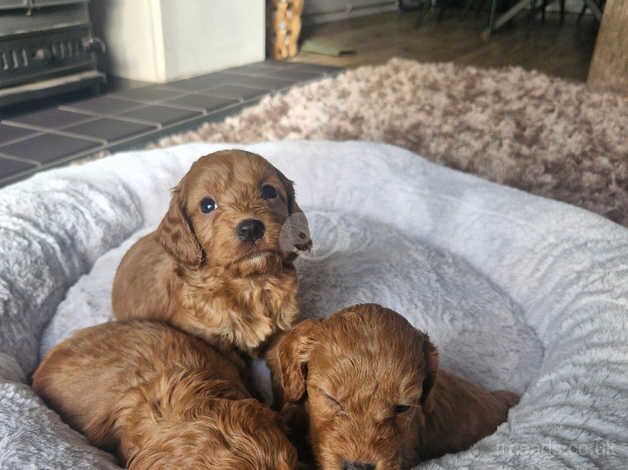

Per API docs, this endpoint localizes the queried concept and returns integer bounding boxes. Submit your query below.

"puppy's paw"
[493,390,520,408]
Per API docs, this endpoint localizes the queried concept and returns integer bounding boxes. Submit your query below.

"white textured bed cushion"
[0,141,627,469]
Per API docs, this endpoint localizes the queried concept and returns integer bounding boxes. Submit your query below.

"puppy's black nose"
[236,218,265,242]
[342,461,375,470]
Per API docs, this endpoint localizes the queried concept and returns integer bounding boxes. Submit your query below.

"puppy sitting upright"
[112,150,310,355]
[268,304,519,470]
[33,321,298,469]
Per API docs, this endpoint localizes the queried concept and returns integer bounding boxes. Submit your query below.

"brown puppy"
[112,150,310,356]
[268,304,519,470]
[33,321,298,470]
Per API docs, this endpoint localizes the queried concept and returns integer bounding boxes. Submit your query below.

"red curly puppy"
[33,321,298,470]
[112,150,310,356]
[268,304,519,470]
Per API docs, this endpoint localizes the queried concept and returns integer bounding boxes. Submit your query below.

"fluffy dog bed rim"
[0,141,626,469]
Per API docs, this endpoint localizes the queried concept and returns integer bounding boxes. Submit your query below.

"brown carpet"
[156,58,628,226]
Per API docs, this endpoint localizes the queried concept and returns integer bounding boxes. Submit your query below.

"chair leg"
[438,0,450,22]
[528,0,536,24]
[560,0,566,24]
[463,0,476,17]
[416,0,430,27]
[483,0,499,40]
[577,3,587,23]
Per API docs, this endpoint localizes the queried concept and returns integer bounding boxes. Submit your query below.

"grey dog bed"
[1,141,627,469]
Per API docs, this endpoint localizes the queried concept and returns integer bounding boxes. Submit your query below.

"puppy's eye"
[200,197,217,214]
[394,404,411,414]
[323,391,345,413]
[261,184,278,200]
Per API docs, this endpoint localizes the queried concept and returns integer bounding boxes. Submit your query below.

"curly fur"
[267,304,519,469]
[32,321,298,469]
[112,149,311,356]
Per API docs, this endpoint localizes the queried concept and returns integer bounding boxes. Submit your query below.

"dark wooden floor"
[293,9,600,82]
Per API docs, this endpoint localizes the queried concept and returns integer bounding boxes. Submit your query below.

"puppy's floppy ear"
[275,168,301,215]
[420,335,439,413]
[276,169,311,252]
[156,185,205,267]
[267,319,322,404]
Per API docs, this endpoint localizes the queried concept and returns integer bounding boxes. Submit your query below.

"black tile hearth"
[201,84,269,101]
[0,155,38,178]
[256,68,324,81]
[0,61,341,186]
[166,73,235,92]
[0,133,100,164]
[0,123,37,145]
[112,86,186,103]
[63,118,158,143]
[161,93,238,112]
[5,108,92,129]
[261,62,340,75]
[218,74,296,90]
[222,62,270,75]
[61,95,144,116]
[120,105,203,126]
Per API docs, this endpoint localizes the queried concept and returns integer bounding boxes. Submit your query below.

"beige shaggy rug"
[156,58,628,226]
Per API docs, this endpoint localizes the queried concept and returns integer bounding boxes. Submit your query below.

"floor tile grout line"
[15,126,107,145]
[119,100,243,126]
[59,100,218,122]
[0,152,42,166]
[105,92,188,105]
[0,165,44,183]
[156,100,241,113]
[0,131,45,148]
[159,82,272,94]
[223,69,325,80]
[58,101,148,117]
[195,82,295,97]
[193,90,262,102]
[1,114,169,144]
[1,80,308,155]
[220,70,310,82]
[1,117,107,141]
[228,62,337,74]
[0,95,267,187]
[80,113,166,129]
[3,114,97,132]
[125,100,232,114]
[62,114,163,130]
[0,69,327,186]
[7,98,254,173]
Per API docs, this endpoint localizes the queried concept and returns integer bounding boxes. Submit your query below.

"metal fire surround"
[0,0,105,107]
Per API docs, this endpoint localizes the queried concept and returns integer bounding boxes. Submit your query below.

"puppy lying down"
[33,321,297,470]
[268,304,519,470]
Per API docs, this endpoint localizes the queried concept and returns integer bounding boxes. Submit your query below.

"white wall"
[91,0,265,83]
[158,0,265,81]
[91,0,166,82]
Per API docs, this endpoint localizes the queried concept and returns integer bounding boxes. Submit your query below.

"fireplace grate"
[0,0,105,107]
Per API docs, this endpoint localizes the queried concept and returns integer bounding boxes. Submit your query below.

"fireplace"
[0,0,105,107]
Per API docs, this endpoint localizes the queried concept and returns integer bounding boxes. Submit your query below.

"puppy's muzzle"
[236,218,265,243]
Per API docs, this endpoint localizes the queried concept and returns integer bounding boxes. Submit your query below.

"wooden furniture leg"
[560,0,566,23]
